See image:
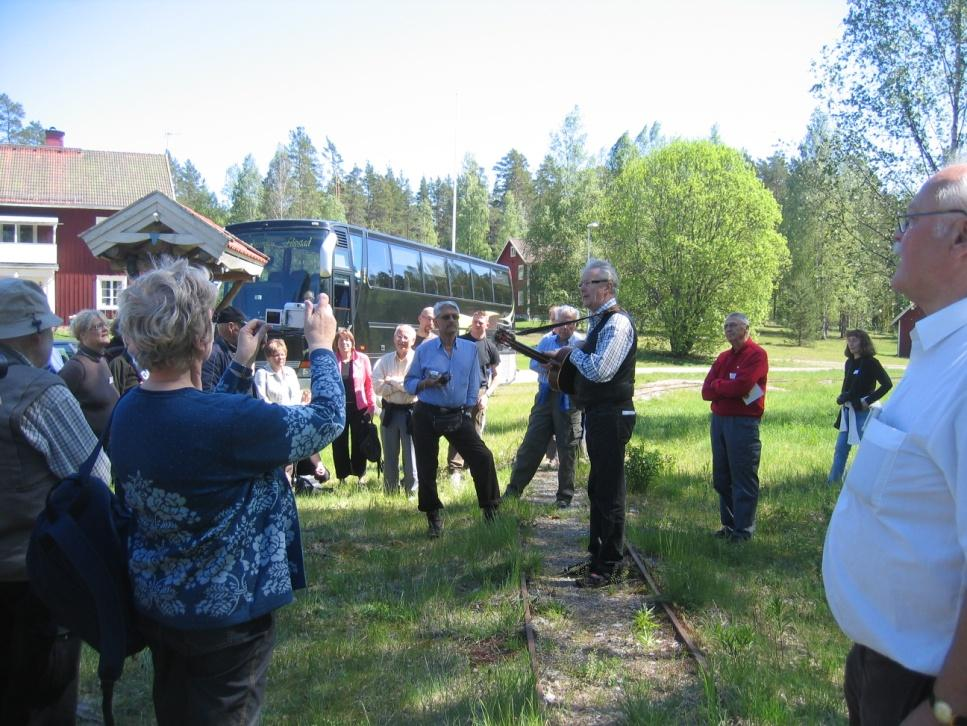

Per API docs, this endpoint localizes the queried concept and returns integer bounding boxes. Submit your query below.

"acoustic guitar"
[494,328,579,394]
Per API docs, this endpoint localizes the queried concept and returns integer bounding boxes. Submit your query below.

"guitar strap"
[506,310,606,336]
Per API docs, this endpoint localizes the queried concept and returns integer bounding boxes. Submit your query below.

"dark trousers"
[412,403,500,512]
[140,612,276,726]
[585,403,636,575]
[505,391,582,503]
[0,581,81,726]
[710,414,761,533]
[332,406,368,479]
[844,643,933,725]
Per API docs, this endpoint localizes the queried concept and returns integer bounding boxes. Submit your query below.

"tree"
[285,127,343,220]
[169,153,226,224]
[528,107,603,307]
[456,155,491,258]
[493,190,526,248]
[414,180,439,247]
[427,177,455,250]
[260,145,293,219]
[0,93,44,144]
[224,155,263,224]
[492,149,534,218]
[606,140,788,356]
[815,0,967,189]
[606,132,639,177]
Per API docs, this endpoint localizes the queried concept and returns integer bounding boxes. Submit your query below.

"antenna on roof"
[163,131,181,155]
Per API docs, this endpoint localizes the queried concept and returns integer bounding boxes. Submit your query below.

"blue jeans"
[828,409,870,483]
[710,414,761,534]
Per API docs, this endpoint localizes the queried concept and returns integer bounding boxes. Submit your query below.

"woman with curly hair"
[110,258,344,724]
[828,329,893,484]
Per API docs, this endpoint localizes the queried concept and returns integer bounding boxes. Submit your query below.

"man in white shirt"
[822,164,967,725]
[372,324,418,495]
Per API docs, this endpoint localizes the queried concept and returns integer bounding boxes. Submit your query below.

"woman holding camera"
[827,329,892,484]
[332,328,376,485]
[110,258,345,725]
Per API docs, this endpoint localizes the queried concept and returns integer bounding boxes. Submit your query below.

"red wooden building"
[892,303,926,358]
[495,237,535,318]
[0,129,174,321]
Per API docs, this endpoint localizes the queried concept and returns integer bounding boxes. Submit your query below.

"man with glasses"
[503,305,584,507]
[823,165,967,725]
[552,259,637,587]
[405,301,500,537]
[701,312,768,543]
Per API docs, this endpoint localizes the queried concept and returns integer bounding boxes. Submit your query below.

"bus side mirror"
[320,231,337,279]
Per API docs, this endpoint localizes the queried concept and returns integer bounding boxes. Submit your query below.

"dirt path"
[519,464,699,724]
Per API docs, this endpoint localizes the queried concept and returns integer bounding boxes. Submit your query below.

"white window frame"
[509,246,516,258]
[0,215,58,244]
[517,265,525,281]
[96,275,128,311]
[517,290,525,306]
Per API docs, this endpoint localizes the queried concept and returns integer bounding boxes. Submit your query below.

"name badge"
[729,372,737,380]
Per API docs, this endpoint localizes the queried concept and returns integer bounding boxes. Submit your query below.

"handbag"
[359,414,383,469]
[432,409,465,435]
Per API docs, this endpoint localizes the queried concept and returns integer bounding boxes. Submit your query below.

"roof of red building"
[0,143,174,209]
[503,237,534,263]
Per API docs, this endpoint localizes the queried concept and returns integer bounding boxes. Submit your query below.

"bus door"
[327,228,355,329]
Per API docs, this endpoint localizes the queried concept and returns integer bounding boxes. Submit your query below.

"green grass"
[80,329,900,724]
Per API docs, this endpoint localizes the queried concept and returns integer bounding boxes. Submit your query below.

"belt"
[416,402,464,415]
[382,399,414,411]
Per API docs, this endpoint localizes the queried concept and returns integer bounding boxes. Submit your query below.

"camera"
[265,302,307,332]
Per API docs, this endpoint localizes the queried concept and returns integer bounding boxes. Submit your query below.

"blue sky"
[1,0,847,200]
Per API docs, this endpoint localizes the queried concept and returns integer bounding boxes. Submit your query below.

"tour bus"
[224,219,515,375]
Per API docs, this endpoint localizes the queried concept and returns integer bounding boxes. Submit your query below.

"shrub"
[625,444,671,494]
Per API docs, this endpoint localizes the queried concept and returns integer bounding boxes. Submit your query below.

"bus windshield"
[232,229,324,320]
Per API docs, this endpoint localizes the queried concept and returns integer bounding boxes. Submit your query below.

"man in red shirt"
[701,312,768,542]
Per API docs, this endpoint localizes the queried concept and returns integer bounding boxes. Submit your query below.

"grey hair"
[395,323,416,340]
[725,312,750,327]
[554,304,580,321]
[932,173,967,209]
[582,258,619,291]
[118,256,218,373]
[69,309,109,340]
[433,300,460,317]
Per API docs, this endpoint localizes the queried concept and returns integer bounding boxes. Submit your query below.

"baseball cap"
[0,278,63,339]
[214,305,247,325]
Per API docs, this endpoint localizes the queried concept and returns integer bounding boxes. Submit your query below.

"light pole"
[586,221,599,262]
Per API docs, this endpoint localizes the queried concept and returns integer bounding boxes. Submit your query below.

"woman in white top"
[254,338,304,405]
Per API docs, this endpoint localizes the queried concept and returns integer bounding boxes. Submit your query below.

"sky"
[1,0,848,201]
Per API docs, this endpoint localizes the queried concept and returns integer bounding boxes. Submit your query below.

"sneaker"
[555,499,570,509]
[427,510,443,538]
[727,529,752,543]
[713,527,733,539]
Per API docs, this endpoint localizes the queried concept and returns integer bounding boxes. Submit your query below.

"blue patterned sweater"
[110,348,345,630]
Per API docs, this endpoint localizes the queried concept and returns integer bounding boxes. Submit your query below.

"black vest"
[572,308,637,408]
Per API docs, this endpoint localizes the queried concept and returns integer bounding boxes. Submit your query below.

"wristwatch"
[930,691,967,725]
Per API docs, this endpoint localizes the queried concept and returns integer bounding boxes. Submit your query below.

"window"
[368,239,393,288]
[0,217,57,244]
[510,246,516,258]
[471,264,494,303]
[97,275,127,311]
[422,253,450,296]
[493,268,512,305]
[517,265,525,281]
[448,259,472,300]
[517,290,525,306]
[391,245,423,292]
[350,232,364,271]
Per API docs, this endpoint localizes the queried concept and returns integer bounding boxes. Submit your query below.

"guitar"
[494,328,578,394]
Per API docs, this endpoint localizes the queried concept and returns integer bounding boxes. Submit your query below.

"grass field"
[79,328,902,724]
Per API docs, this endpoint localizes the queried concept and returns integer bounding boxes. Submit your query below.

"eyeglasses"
[578,279,609,288]
[897,209,967,234]
[437,313,459,321]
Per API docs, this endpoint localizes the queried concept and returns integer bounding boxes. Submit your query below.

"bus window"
[422,253,449,296]
[334,247,351,270]
[493,267,512,305]
[368,239,393,288]
[471,264,494,303]
[392,246,423,292]
[332,271,352,327]
[448,259,472,300]
[350,231,364,271]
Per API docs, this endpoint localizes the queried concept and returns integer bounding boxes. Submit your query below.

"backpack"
[26,431,144,726]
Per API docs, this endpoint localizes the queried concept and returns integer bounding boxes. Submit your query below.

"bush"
[625,444,671,494]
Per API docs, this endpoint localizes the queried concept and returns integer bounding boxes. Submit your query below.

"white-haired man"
[373,324,419,495]
[503,304,584,507]
[823,164,967,725]
[0,279,110,722]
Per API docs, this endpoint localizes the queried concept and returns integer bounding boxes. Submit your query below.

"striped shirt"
[569,298,636,383]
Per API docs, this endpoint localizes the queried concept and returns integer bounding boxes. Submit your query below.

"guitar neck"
[499,336,554,366]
